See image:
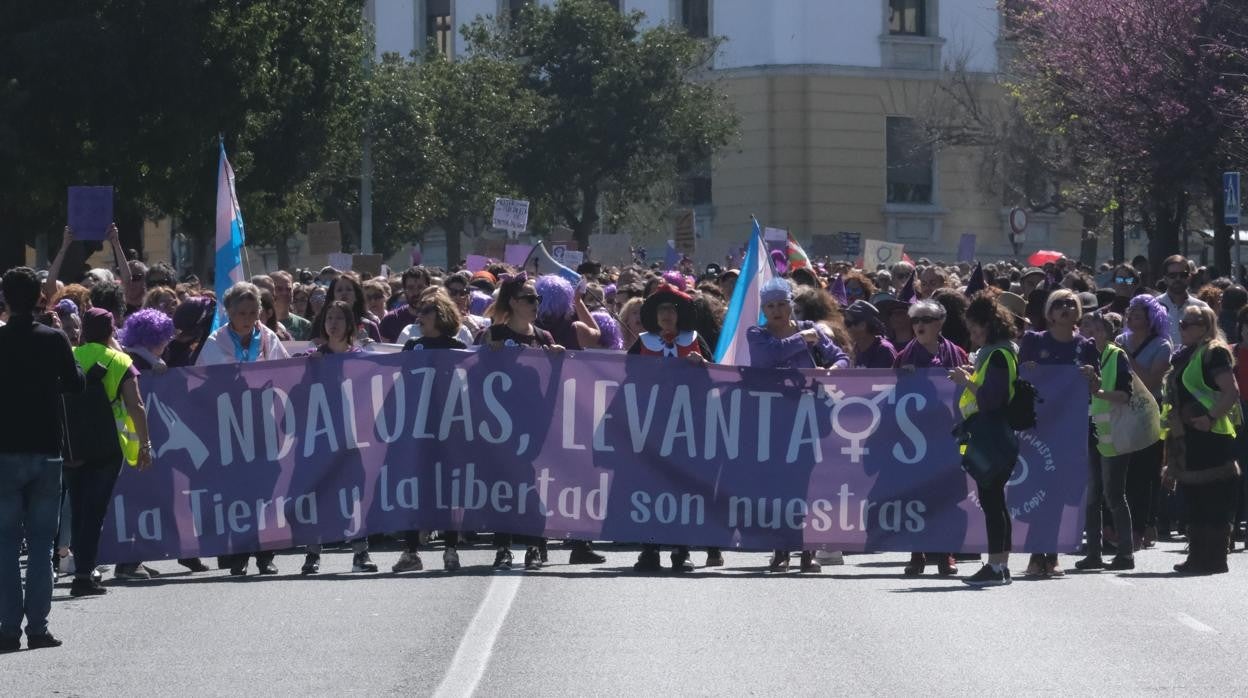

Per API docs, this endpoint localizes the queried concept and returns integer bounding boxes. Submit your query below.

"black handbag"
[957,411,1020,486]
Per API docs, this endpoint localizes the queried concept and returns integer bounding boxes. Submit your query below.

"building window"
[888,0,927,36]
[426,0,452,57]
[680,0,709,39]
[677,157,712,206]
[886,117,933,204]
[506,0,533,31]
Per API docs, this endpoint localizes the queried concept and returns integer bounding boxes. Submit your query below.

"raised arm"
[43,227,74,302]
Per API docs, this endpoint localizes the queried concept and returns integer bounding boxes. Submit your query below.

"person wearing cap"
[843,300,897,368]
[996,291,1029,335]
[1020,268,1046,298]
[894,299,967,577]
[1018,288,1098,578]
[68,308,154,589]
[748,278,849,574]
[872,292,914,347]
[627,283,722,571]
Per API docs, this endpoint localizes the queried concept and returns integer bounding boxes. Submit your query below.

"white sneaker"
[391,551,423,573]
[815,550,845,565]
[57,552,76,576]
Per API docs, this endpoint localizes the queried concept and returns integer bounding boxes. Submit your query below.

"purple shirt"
[747,321,850,370]
[855,336,898,368]
[1018,330,1097,367]
[379,306,417,343]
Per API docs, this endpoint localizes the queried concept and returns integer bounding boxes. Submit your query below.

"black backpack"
[1006,377,1041,431]
[62,361,122,465]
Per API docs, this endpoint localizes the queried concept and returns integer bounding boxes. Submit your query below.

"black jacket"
[0,316,85,456]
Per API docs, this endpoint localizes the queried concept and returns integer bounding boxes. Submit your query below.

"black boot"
[568,540,605,565]
[634,545,662,572]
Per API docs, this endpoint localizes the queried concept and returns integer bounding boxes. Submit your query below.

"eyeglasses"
[910,316,941,325]
[417,306,437,315]
[447,287,470,297]
[1166,271,1191,280]
[516,294,542,304]
[1052,299,1078,310]
[1113,276,1136,285]
[1179,319,1206,330]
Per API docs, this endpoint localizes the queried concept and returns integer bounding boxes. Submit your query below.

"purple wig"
[121,308,175,350]
[661,270,687,291]
[1122,293,1170,341]
[469,290,493,316]
[54,299,79,317]
[535,274,575,322]
[592,310,624,350]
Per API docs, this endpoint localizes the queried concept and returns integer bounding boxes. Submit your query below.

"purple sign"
[67,186,113,241]
[958,233,977,262]
[98,351,1089,562]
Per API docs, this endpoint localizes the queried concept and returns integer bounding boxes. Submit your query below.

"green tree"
[0,0,368,273]
[464,0,738,249]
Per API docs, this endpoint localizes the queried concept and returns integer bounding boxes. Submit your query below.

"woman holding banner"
[748,277,848,573]
[628,283,721,571]
[894,299,967,577]
[1164,305,1241,575]
[299,300,379,575]
[478,273,563,571]
[1018,288,1098,578]
[196,282,289,575]
[394,288,468,573]
[952,294,1020,586]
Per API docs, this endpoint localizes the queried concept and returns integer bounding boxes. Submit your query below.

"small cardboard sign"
[504,244,533,267]
[492,198,530,233]
[862,239,905,268]
[352,254,384,278]
[957,233,977,262]
[306,221,342,256]
[465,255,490,272]
[327,252,353,271]
[67,186,114,241]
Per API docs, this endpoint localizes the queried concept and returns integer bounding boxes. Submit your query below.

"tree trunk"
[1112,182,1125,264]
[573,185,601,251]
[1212,182,1231,277]
[1147,186,1187,271]
[443,219,464,271]
[275,238,291,272]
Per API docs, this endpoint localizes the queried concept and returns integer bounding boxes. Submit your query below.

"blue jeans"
[0,454,63,640]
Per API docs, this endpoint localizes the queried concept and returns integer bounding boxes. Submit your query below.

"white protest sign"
[763,226,788,243]
[862,239,905,268]
[492,197,530,233]
[562,250,584,268]
[327,252,353,271]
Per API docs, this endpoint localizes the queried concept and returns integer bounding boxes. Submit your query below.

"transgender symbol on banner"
[863,239,905,267]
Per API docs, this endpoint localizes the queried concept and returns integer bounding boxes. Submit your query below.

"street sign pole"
[1225,171,1240,280]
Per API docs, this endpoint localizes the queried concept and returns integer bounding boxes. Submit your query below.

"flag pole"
[219,134,252,279]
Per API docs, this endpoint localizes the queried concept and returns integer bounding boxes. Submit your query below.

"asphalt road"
[3,539,1246,696]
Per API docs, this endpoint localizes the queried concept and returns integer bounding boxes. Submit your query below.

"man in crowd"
[379,266,431,343]
[1158,254,1209,346]
[122,260,147,316]
[270,271,310,340]
[0,267,85,652]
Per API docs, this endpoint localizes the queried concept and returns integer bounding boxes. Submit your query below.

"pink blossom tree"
[1007,0,1248,270]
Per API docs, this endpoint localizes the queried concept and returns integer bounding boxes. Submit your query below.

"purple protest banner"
[99,351,1088,562]
[67,186,114,241]
[958,233,977,262]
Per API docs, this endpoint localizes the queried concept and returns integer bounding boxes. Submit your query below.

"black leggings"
[404,530,459,551]
[977,472,1013,555]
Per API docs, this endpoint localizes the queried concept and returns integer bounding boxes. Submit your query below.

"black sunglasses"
[447,287,470,297]
[516,294,542,304]
[1166,271,1190,280]
[1052,299,1078,310]
[1179,319,1206,330]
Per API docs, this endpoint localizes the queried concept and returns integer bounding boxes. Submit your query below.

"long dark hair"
[317,300,358,345]
[312,276,367,339]
[965,293,1017,346]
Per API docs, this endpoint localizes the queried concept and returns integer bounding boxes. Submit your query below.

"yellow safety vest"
[1089,343,1123,456]
[1179,344,1237,438]
[72,343,140,466]
[959,346,1017,419]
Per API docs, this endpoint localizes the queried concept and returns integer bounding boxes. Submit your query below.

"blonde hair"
[1182,305,1231,358]
[1044,288,1081,320]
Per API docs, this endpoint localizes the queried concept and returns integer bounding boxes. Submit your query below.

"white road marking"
[433,575,523,698]
[1104,576,1133,587]
[1171,612,1216,634]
